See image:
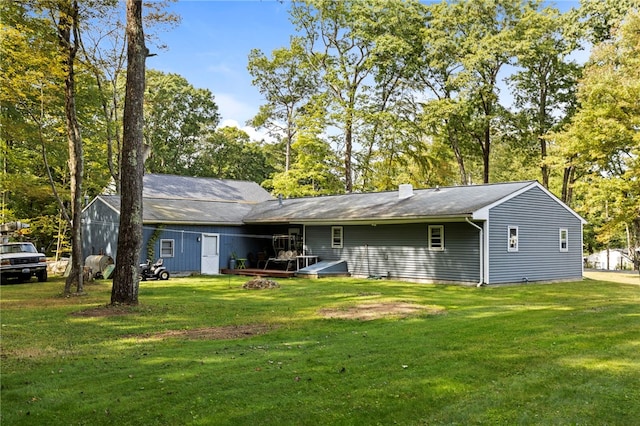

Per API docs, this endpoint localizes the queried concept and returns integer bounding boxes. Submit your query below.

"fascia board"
[271,215,473,226]
[144,220,244,226]
[84,195,121,215]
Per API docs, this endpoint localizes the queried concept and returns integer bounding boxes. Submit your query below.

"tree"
[456,0,541,184]
[1,1,67,234]
[508,7,581,188]
[417,1,477,185]
[143,70,220,175]
[290,0,377,192]
[247,38,317,171]
[417,0,542,185]
[190,126,275,183]
[573,0,640,44]
[51,0,86,295]
[553,11,640,270]
[270,96,342,197]
[77,1,178,194]
[354,0,427,190]
[111,0,147,305]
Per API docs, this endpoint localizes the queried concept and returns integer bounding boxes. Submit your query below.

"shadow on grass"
[1,275,639,425]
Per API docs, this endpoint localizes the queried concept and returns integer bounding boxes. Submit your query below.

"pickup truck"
[0,242,48,283]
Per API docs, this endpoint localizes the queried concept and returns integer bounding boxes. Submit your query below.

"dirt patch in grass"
[147,324,272,340]
[70,304,138,317]
[70,305,272,341]
[319,302,445,321]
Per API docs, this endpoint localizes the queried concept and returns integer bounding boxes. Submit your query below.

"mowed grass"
[1,274,639,425]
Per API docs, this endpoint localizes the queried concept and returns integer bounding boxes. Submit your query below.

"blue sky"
[148,1,295,136]
[148,0,582,138]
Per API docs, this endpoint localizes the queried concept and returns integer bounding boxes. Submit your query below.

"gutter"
[465,217,485,287]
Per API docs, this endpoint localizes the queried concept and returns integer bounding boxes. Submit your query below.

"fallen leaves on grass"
[242,277,280,289]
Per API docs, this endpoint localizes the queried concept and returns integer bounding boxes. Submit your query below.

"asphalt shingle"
[243,181,536,223]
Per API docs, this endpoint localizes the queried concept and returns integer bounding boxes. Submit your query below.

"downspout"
[466,217,484,287]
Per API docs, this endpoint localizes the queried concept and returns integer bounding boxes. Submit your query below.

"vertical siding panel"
[81,199,120,261]
[488,187,583,284]
[145,225,275,274]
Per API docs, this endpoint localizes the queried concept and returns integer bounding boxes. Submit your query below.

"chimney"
[398,184,413,199]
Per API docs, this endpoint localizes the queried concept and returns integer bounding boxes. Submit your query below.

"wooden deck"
[220,268,297,278]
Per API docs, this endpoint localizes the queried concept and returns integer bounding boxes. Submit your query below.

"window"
[160,239,175,257]
[428,225,444,251]
[559,228,568,252]
[331,226,343,249]
[508,226,519,252]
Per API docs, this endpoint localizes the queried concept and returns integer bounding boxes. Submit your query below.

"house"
[243,180,586,285]
[82,175,585,285]
[81,174,275,275]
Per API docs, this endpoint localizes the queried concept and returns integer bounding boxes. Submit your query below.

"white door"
[201,233,220,275]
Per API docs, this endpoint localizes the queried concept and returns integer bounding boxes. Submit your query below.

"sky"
[148,1,295,139]
[148,0,582,140]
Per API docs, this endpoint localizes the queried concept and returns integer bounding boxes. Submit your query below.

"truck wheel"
[37,270,48,282]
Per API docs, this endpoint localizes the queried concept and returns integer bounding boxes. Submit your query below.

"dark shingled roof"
[142,174,273,203]
[243,181,537,224]
[99,196,256,225]
[98,174,273,225]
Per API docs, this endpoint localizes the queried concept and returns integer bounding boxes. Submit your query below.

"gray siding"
[82,199,120,261]
[305,222,480,282]
[488,186,583,284]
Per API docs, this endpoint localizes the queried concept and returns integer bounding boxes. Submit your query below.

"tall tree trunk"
[447,125,467,185]
[111,0,147,305]
[538,83,549,188]
[344,116,353,193]
[482,125,490,184]
[561,162,575,204]
[539,135,549,188]
[57,0,84,295]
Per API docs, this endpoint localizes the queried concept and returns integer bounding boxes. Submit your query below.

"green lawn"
[1,275,639,425]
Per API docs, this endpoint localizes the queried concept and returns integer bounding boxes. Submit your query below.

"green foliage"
[143,70,220,175]
[190,126,275,183]
[247,38,317,171]
[552,11,640,259]
[573,0,640,44]
[1,275,639,424]
[270,97,343,197]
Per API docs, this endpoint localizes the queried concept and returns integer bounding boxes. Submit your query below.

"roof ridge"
[143,196,260,205]
[144,173,261,185]
[264,180,537,202]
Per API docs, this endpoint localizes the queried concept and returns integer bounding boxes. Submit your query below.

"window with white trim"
[428,225,444,251]
[331,226,343,249]
[160,239,175,258]
[559,228,568,252]
[508,226,519,252]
